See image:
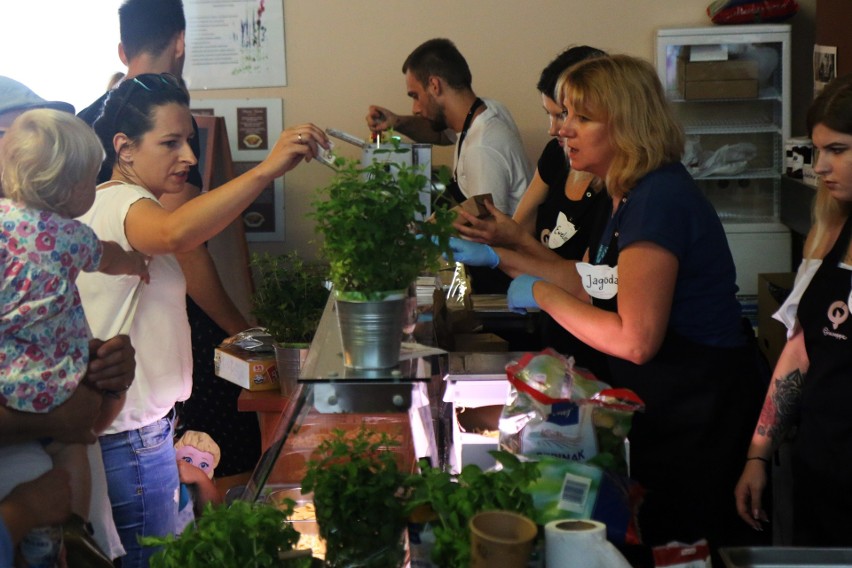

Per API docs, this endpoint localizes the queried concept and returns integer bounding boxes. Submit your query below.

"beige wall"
[191,0,816,261]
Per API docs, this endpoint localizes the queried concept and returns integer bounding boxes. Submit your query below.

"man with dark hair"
[115,0,186,61]
[403,37,473,93]
[77,0,190,171]
[77,2,262,556]
[366,38,531,216]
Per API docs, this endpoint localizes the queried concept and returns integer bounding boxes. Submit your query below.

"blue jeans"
[100,413,178,568]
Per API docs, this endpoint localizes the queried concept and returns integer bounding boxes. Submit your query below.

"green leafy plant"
[301,427,409,567]
[310,142,455,301]
[405,451,541,568]
[250,251,329,345]
[140,500,310,567]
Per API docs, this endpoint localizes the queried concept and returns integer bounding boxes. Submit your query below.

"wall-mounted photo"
[813,44,837,96]
[193,101,286,242]
[234,162,285,242]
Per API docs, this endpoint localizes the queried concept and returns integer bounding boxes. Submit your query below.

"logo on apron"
[827,300,849,330]
[576,262,618,300]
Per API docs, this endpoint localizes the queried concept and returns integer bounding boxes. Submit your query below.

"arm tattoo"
[756,368,805,443]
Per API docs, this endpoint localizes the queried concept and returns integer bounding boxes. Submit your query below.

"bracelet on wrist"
[746,456,769,464]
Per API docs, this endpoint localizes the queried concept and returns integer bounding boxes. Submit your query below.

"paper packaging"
[544,519,631,568]
[450,193,493,226]
[214,343,279,391]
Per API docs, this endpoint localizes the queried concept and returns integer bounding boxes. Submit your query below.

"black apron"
[589,199,767,551]
[792,215,852,546]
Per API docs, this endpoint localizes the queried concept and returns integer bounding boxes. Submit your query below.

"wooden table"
[237,389,290,451]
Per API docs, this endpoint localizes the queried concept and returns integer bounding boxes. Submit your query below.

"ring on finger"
[298,132,303,143]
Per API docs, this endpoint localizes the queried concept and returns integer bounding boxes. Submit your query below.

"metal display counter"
[720,547,852,568]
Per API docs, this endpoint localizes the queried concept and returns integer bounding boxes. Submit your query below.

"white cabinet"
[656,24,792,296]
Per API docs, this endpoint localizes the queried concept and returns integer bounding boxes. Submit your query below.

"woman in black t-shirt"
[453,45,609,378]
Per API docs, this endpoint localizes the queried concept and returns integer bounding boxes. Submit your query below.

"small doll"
[174,431,222,533]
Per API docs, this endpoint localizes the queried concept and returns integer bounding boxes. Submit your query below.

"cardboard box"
[757,272,796,368]
[453,333,509,352]
[678,57,759,100]
[450,193,493,225]
[443,379,510,472]
[684,59,759,82]
[214,343,279,391]
[684,79,758,100]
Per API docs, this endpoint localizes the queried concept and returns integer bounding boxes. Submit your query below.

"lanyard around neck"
[594,195,627,264]
[453,97,484,181]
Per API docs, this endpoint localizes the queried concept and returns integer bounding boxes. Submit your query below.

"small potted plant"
[310,143,455,369]
[406,451,540,568]
[250,251,329,395]
[301,427,411,568]
[140,500,314,567]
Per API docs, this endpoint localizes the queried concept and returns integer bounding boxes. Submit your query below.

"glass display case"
[656,24,792,296]
[238,293,450,503]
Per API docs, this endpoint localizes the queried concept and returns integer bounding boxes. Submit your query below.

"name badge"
[546,212,578,250]
[576,262,618,300]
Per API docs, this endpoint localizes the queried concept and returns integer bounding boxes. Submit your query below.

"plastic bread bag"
[499,349,644,476]
[223,327,275,352]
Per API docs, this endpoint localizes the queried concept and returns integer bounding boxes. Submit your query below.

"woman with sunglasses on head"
[76,73,329,567]
[505,55,768,562]
[735,74,852,546]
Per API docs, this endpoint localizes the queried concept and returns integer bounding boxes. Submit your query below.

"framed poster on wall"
[191,98,283,161]
[233,162,284,242]
[193,100,285,242]
[183,0,286,90]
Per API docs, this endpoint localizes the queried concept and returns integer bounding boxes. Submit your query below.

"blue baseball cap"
[0,76,75,115]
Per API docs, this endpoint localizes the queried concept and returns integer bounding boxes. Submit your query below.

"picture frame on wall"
[233,162,284,242]
[191,98,284,162]
[192,99,285,242]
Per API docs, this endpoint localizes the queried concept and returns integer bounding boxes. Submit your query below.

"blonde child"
[0,108,149,560]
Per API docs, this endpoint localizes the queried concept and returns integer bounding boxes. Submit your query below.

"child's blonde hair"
[0,108,104,215]
[174,430,221,474]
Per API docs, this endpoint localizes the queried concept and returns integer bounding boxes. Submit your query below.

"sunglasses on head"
[112,73,186,129]
[128,73,185,92]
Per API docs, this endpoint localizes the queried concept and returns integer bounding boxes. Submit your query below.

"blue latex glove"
[447,237,500,268]
[507,274,543,314]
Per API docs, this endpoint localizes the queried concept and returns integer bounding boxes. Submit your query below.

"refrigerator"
[656,24,792,297]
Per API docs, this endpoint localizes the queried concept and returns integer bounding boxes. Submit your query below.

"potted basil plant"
[310,143,454,369]
[140,500,313,567]
[301,427,411,568]
[250,251,329,395]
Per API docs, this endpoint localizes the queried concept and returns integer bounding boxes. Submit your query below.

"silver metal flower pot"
[335,295,405,370]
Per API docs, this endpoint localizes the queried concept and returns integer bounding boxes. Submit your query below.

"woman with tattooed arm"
[735,74,852,545]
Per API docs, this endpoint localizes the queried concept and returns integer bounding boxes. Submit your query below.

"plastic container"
[267,486,325,560]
